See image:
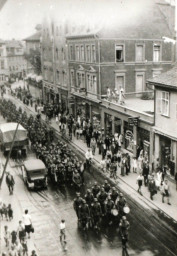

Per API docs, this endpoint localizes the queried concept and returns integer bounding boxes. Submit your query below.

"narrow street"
[0,101,177,256]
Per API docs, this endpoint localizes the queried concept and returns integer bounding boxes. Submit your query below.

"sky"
[0,0,176,40]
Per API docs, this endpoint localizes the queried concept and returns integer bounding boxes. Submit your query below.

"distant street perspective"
[0,0,177,256]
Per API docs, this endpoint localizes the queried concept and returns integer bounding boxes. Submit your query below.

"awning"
[153,126,177,141]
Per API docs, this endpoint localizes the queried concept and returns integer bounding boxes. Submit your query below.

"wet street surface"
[0,108,177,256]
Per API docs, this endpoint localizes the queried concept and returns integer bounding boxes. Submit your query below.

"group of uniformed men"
[73,181,130,242]
[0,98,130,246]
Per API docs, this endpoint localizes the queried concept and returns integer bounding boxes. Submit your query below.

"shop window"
[153,45,161,62]
[136,45,144,62]
[115,45,124,62]
[161,91,169,116]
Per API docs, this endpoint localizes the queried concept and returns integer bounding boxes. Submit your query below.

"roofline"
[147,81,177,90]
[66,33,97,39]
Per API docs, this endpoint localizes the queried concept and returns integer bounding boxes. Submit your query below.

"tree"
[24,49,41,75]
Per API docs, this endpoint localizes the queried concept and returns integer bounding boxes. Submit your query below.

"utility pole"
[0,122,19,189]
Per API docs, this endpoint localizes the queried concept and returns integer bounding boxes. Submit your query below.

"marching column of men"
[73,181,130,240]
[0,99,130,247]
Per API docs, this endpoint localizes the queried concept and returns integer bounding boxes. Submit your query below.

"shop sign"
[125,130,133,140]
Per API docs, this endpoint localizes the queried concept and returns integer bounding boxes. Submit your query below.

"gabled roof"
[24,31,41,42]
[147,65,177,89]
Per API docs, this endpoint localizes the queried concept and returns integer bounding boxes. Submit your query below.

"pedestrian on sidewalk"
[85,148,93,172]
[59,219,66,243]
[4,225,10,249]
[11,230,17,246]
[9,244,18,256]
[132,157,137,173]
[22,209,32,239]
[16,241,23,256]
[90,137,97,155]
[2,203,8,220]
[17,220,26,243]
[6,172,15,195]
[136,172,143,195]
[148,174,157,200]
[142,161,149,186]
[21,238,28,256]
[162,179,171,205]
[30,250,38,256]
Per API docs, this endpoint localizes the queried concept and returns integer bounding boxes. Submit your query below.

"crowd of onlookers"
[1,200,37,256]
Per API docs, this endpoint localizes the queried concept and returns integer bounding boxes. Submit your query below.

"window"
[76,46,80,61]
[115,75,124,91]
[1,60,4,69]
[62,47,65,61]
[62,71,66,86]
[87,74,97,94]
[56,70,59,84]
[56,26,59,36]
[80,45,84,61]
[9,66,11,71]
[69,45,73,60]
[70,70,75,88]
[161,91,169,116]
[116,45,124,62]
[153,45,160,62]
[136,45,144,62]
[86,45,91,62]
[91,45,96,62]
[56,48,59,60]
[77,72,85,89]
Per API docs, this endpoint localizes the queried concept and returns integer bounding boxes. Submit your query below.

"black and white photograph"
[0,0,177,255]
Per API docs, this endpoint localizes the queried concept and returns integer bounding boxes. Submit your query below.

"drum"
[123,206,130,214]
[111,208,119,216]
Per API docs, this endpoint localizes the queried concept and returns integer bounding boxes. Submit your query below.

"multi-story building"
[148,65,177,176]
[41,0,175,163]
[41,19,69,111]
[0,39,27,84]
[24,24,42,75]
[66,0,175,160]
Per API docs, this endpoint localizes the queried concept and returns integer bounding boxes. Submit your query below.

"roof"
[24,159,46,171]
[24,31,41,42]
[0,123,26,133]
[5,40,23,48]
[147,65,177,88]
[0,123,27,143]
[67,0,174,40]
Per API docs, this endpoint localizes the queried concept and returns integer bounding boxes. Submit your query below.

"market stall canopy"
[0,123,28,143]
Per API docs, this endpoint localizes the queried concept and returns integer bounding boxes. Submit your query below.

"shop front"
[124,121,134,153]
[137,127,150,159]
[105,113,113,136]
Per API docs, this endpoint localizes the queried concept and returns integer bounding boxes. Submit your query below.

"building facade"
[148,65,177,176]
[0,40,27,84]
[41,19,69,111]
[24,26,41,75]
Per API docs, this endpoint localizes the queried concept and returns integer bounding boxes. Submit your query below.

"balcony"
[102,91,154,124]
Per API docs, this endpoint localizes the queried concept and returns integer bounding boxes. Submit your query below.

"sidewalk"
[5,93,177,223]
[0,159,37,256]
